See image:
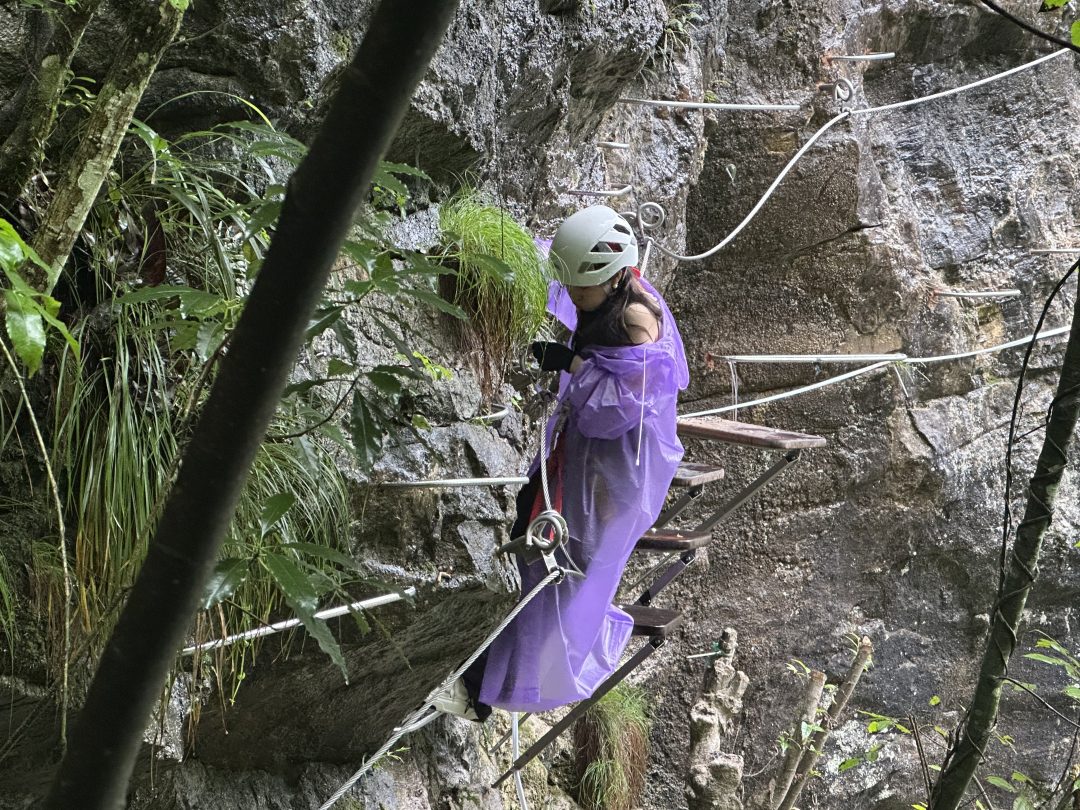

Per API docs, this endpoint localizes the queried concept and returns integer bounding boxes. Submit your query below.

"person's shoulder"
[624,302,660,345]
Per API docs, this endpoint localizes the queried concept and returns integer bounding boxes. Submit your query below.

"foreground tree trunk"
[43,1,461,807]
[931,289,1080,810]
[27,0,184,293]
[0,0,104,217]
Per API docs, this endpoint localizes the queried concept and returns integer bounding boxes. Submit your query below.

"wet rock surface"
[2,0,1080,809]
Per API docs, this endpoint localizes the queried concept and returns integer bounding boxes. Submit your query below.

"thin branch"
[0,336,71,754]
[976,0,1080,56]
[973,775,1000,810]
[269,373,361,440]
[912,716,934,804]
[1000,678,1080,730]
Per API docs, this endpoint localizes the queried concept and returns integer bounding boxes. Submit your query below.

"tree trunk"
[931,291,1080,810]
[42,1,460,807]
[0,0,103,217]
[27,0,183,294]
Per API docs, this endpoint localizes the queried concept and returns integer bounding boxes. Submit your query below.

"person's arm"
[623,303,660,345]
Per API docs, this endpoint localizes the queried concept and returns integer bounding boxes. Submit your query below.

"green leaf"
[260,551,348,681]
[350,608,371,636]
[195,320,223,363]
[411,413,432,430]
[1072,20,1080,47]
[282,541,363,571]
[1013,794,1035,810]
[327,359,356,377]
[202,558,249,609]
[244,200,282,240]
[343,279,374,299]
[866,744,884,762]
[0,218,49,276]
[929,695,941,706]
[4,290,45,376]
[838,758,861,772]
[169,0,190,11]
[1042,0,1068,5]
[469,253,515,285]
[332,320,358,361]
[1024,653,1069,667]
[379,161,432,182]
[371,169,409,199]
[319,422,351,451]
[291,434,321,479]
[400,286,467,319]
[349,396,382,471]
[1011,773,1029,783]
[1064,684,1080,701]
[306,306,344,342]
[340,239,380,274]
[259,492,296,537]
[366,371,403,397]
[986,776,1016,793]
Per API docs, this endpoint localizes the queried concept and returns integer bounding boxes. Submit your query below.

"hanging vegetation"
[438,189,550,397]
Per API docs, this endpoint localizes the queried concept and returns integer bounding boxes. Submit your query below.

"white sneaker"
[432,678,481,721]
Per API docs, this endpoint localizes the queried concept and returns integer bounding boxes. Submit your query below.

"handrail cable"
[650,49,1073,264]
[680,323,1072,418]
[182,588,417,654]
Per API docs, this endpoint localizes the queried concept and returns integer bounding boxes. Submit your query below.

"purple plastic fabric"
[480,278,689,712]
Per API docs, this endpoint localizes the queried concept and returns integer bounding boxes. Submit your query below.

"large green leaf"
[379,161,432,182]
[201,557,249,609]
[261,551,348,681]
[4,290,45,376]
[470,253,515,285]
[282,541,363,571]
[366,371,403,397]
[306,306,344,342]
[259,492,296,538]
[349,396,382,471]
[401,286,467,320]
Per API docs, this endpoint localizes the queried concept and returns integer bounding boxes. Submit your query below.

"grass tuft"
[574,684,651,810]
[438,189,549,397]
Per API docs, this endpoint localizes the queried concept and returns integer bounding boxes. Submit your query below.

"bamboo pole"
[776,639,874,810]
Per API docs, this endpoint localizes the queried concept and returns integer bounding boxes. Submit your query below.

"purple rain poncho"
[479,277,689,713]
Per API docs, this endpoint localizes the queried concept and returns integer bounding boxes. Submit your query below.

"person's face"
[566,282,609,311]
[566,270,621,312]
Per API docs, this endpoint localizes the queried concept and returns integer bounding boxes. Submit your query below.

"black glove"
[531,341,578,372]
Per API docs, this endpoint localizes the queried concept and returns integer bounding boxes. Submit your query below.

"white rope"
[852,48,1071,116]
[635,346,647,466]
[905,325,1070,364]
[680,361,893,418]
[1031,248,1080,254]
[650,49,1074,264]
[716,353,907,364]
[513,712,529,810]
[935,289,1021,299]
[182,588,416,654]
[728,360,739,422]
[382,477,530,488]
[564,184,633,198]
[679,323,1073,418]
[318,568,562,810]
[619,98,800,112]
[649,112,851,262]
[827,52,895,62]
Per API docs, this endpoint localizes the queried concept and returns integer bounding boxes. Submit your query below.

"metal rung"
[635,528,710,553]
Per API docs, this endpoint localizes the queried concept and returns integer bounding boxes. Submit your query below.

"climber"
[433,205,689,721]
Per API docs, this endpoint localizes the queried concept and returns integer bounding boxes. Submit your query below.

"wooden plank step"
[672,462,725,487]
[635,527,711,553]
[620,604,684,638]
[677,417,826,450]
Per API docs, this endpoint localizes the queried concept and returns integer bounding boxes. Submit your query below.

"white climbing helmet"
[549,205,638,287]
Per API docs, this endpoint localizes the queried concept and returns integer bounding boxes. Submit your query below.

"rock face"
[2,0,1080,809]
